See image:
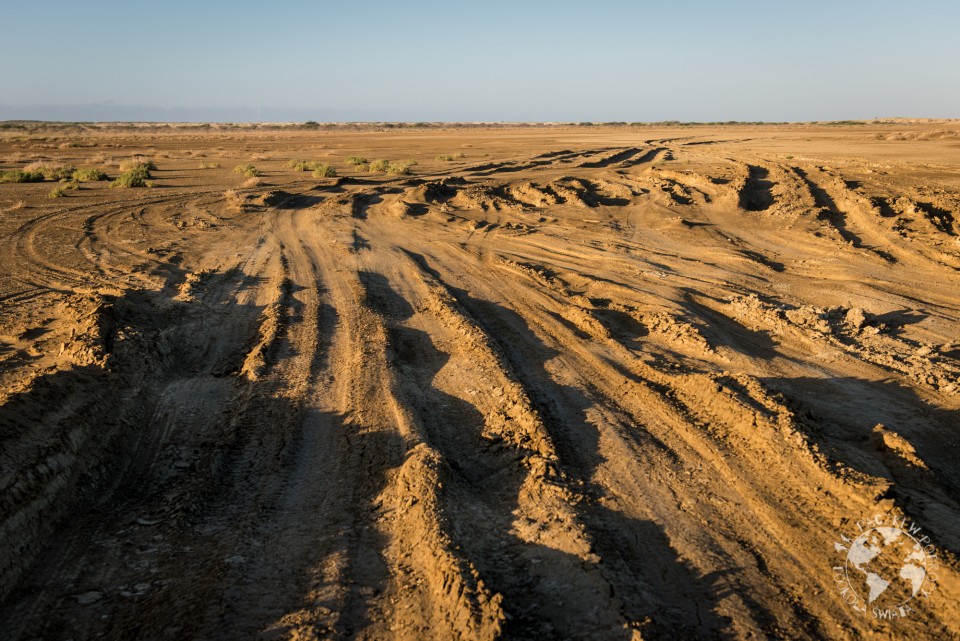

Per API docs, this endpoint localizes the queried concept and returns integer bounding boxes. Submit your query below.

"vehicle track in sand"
[1,125,959,640]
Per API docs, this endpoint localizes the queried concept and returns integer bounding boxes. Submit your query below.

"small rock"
[75,591,103,605]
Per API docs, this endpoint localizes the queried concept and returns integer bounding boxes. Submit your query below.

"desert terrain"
[0,122,959,640]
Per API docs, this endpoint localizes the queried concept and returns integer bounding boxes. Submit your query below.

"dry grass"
[224,189,245,210]
[88,152,113,165]
[242,177,264,188]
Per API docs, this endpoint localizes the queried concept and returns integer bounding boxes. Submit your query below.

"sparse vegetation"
[224,189,245,210]
[48,185,67,198]
[72,168,109,182]
[0,169,45,183]
[199,161,221,169]
[366,158,414,175]
[234,163,262,178]
[311,163,337,178]
[287,159,333,172]
[436,152,465,161]
[24,162,77,181]
[346,155,368,165]
[386,161,413,175]
[119,157,156,172]
[89,152,113,165]
[287,159,311,171]
[111,162,152,188]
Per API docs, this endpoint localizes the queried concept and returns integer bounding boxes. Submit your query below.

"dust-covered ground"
[1,123,959,640]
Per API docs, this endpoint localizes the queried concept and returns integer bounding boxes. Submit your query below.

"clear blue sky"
[1,0,958,121]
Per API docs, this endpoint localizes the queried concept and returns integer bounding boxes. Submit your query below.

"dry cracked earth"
[1,124,959,640]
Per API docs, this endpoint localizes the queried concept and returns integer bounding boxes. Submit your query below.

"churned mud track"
[1,125,959,640]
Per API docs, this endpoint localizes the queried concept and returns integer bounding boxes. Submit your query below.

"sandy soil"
[1,123,959,640]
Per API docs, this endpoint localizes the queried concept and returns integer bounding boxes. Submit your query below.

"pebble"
[74,591,103,605]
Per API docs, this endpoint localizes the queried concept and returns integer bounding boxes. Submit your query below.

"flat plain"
[1,122,959,640]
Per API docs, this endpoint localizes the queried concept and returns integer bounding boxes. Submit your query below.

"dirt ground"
[1,123,959,640]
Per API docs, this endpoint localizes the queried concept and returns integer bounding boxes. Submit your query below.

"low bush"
[286,159,312,171]
[119,157,157,172]
[199,161,221,169]
[23,162,76,181]
[346,155,368,165]
[48,185,67,198]
[72,168,109,182]
[386,161,412,175]
[234,163,262,178]
[368,159,390,172]
[0,169,45,183]
[111,163,152,188]
[312,163,337,178]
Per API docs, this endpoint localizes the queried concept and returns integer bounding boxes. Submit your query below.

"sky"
[1,0,958,122]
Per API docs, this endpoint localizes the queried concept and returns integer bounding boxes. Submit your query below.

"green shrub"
[48,185,67,198]
[386,161,412,175]
[311,163,337,178]
[436,154,455,161]
[111,163,152,188]
[368,159,390,172]
[289,160,336,173]
[24,162,77,180]
[346,155,368,165]
[234,163,261,177]
[0,169,45,183]
[119,157,156,172]
[72,168,108,182]
[286,159,312,171]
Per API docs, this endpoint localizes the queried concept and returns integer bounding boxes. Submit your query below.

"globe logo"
[834,514,939,620]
